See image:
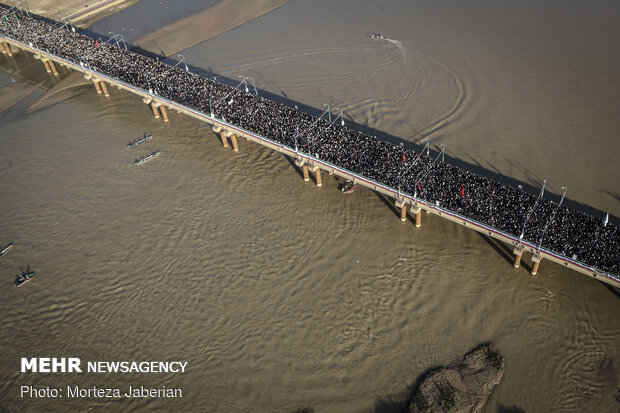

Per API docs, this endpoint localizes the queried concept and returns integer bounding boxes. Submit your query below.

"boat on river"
[368,33,386,40]
[339,180,357,193]
[134,151,160,165]
[128,134,152,148]
[0,243,13,258]
[15,266,35,287]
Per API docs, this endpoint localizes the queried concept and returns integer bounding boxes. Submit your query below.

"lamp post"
[536,186,567,252]
[177,54,189,72]
[519,179,546,241]
[413,144,445,199]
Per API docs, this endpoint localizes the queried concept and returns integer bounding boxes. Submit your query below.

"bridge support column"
[396,199,407,222]
[513,246,524,269]
[229,134,239,152]
[308,164,322,187]
[531,253,542,275]
[151,103,161,119]
[412,206,422,227]
[93,80,102,94]
[100,81,110,97]
[295,159,309,182]
[1,42,12,56]
[160,105,169,122]
[48,61,59,76]
[42,59,52,73]
[219,132,229,148]
[212,125,228,148]
[0,42,6,54]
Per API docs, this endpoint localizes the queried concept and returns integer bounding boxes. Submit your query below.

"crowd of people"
[1,5,617,277]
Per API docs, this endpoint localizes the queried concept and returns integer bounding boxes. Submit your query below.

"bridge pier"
[159,105,169,122]
[229,133,239,152]
[48,60,59,76]
[395,198,407,222]
[308,164,322,187]
[513,245,524,268]
[92,79,102,94]
[531,253,542,275]
[212,125,228,148]
[1,42,12,56]
[412,205,422,227]
[99,81,110,97]
[151,103,161,119]
[42,59,52,73]
[295,158,309,182]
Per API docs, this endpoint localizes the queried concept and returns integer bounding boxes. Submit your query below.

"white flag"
[603,213,609,227]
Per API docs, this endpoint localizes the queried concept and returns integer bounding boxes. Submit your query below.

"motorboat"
[134,151,160,165]
[339,180,357,193]
[0,242,13,258]
[128,134,152,148]
[367,33,386,40]
[15,266,35,287]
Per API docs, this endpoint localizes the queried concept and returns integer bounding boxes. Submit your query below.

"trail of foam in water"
[385,38,408,65]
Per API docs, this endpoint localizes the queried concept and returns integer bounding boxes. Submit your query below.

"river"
[0,0,619,412]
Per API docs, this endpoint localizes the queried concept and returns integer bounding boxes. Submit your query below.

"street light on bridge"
[536,186,567,253]
[519,179,547,242]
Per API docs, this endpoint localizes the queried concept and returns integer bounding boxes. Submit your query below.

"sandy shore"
[0,0,140,27]
[134,0,290,57]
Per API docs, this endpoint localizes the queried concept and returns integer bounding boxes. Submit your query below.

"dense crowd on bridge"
[1,5,618,276]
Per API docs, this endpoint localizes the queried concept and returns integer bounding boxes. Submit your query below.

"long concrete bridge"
[1,6,618,289]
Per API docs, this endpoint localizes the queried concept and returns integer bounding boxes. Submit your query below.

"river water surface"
[0,0,619,412]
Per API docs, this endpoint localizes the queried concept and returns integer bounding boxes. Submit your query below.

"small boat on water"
[339,180,357,193]
[15,266,35,287]
[128,134,152,148]
[134,151,160,165]
[0,243,13,258]
[367,33,386,40]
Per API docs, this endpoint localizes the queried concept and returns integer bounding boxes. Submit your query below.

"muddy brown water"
[1,0,619,412]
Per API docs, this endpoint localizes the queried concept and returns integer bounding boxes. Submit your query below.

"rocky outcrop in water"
[409,343,504,413]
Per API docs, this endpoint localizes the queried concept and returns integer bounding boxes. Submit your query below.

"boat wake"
[385,38,408,65]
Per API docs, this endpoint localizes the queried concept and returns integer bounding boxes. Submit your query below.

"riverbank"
[0,0,140,27]
[134,0,289,57]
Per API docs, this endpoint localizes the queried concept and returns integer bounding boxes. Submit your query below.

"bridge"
[1,5,618,288]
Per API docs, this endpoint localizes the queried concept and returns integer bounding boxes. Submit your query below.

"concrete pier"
[531,253,542,275]
[229,133,239,152]
[295,158,309,182]
[315,168,322,187]
[1,42,12,56]
[99,81,110,97]
[308,164,322,187]
[151,103,161,119]
[42,59,52,73]
[396,199,407,222]
[159,105,169,122]
[219,132,229,148]
[48,60,59,76]
[412,206,422,228]
[513,245,524,268]
[93,79,102,94]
